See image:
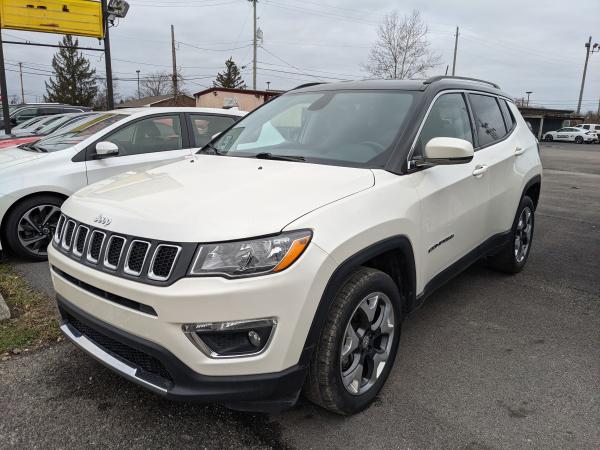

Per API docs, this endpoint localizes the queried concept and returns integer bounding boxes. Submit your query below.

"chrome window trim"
[54,214,66,244]
[72,225,89,257]
[61,220,76,250]
[103,235,126,270]
[86,230,106,264]
[123,240,151,277]
[406,89,516,170]
[147,244,182,281]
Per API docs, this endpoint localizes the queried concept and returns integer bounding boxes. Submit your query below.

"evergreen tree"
[213,57,246,89]
[45,35,98,106]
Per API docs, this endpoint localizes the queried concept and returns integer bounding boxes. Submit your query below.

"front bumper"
[57,296,308,408]
[48,238,336,403]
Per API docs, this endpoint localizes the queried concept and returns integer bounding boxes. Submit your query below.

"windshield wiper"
[254,152,305,162]
[197,142,223,155]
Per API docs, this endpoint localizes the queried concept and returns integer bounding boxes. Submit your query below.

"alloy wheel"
[514,206,533,263]
[17,204,61,256]
[339,292,395,396]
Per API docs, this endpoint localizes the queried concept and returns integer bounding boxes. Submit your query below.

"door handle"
[472,164,488,177]
[514,146,525,155]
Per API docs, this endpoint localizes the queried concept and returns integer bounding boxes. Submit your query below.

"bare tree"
[364,10,440,80]
[139,71,186,97]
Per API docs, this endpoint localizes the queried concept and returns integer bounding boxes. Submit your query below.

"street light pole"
[136,70,140,99]
[526,91,533,107]
[577,36,598,115]
[248,0,257,90]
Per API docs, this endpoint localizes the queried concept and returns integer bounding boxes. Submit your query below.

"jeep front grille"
[52,214,191,285]
[104,235,126,270]
[125,240,150,276]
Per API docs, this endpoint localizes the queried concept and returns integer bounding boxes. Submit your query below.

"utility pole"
[18,62,25,103]
[266,81,270,91]
[171,24,178,104]
[526,91,532,107]
[136,70,140,99]
[248,0,257,90]
[577,36,599,115]
[452,26,459,76]
[101,0,114,109]
[597,98,600,117]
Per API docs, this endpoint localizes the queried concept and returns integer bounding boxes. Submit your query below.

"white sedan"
[0,107,245,260]
[543,127,596,144]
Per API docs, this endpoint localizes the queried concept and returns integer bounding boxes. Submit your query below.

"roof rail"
[290,82,325,91]
[424,76,500,89]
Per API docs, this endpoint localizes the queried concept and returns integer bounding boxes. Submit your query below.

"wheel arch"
[522,174,542,210]
[300,235,416,365]
[0,191,68,244]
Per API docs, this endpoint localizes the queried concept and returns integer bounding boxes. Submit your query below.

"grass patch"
[0,262,60,354]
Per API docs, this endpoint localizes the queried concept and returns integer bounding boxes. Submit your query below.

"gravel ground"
[1,142,599,449]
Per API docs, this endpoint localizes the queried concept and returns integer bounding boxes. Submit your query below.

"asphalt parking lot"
[1,142,599,449]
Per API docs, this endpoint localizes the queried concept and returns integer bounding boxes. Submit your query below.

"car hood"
[64,155,375,242]
[0,146,46,168]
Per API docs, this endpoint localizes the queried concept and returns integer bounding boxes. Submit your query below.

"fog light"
[248,330,261,347]
[182,318,276,358]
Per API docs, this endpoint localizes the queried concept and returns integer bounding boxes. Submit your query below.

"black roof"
[291,76,508,98]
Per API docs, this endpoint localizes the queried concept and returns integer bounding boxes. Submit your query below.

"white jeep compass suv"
[48,77,542,415]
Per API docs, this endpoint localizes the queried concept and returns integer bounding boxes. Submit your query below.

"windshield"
[34,113,98,135]
[32,113,127,152]
[209,90,417,167]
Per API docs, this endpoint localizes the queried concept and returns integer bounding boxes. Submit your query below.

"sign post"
[0,29,12,135]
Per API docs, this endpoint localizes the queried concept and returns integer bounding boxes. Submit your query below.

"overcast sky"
[3,0,600,112]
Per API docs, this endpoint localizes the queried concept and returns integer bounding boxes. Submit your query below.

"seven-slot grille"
[53,214,183,284]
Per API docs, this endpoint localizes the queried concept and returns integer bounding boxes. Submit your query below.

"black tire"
[544,135,553,142]
[487,196,535,274]
[4,194,64,261]
[303,267,402,415]
[575,136,584,144]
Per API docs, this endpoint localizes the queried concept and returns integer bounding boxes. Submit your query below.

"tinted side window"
[499,99,515,131]
[415,93,473,156]
[189,114,236,147]
[582,125,590,130]
[469,94,507,146]
[38,107,62,115]
[13,108,38,122]
[104,115,183,156]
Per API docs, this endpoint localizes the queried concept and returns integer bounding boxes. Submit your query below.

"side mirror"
[422,137,474,165]
[95,141,119,158]
[10,118,17,125]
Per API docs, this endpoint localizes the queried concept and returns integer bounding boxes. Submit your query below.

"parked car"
[575,123,600,142]
[0,107,246,259]
[48,77,542,415]
[543,127,596,143]
[0,104,92,130]
[0,112,101,149]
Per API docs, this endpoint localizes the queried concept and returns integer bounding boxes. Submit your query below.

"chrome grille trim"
[54,214,66,244]
[72,225,89,257]
[148,244,182,281]
[124,240,151,277]
[61,220,76,250]
[103,235,126,270]
[86,230,106,264]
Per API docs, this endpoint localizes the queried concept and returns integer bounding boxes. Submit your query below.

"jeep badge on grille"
[94,214,112,226]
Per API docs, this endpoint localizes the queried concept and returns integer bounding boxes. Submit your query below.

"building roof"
[193,87,282,97]
[116,94,194,109]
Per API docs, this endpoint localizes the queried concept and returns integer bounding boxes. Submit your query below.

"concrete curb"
[0,292,10,321]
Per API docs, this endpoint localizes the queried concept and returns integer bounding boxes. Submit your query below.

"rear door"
[85,113,192,184]
[468,94,528,236]
[186,113,237,148]
[413,92,491,283]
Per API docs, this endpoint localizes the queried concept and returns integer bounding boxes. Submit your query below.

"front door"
[85,114,192,185]
[412,92,490,284]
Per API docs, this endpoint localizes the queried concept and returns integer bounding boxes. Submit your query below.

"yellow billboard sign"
[0,0,104,38]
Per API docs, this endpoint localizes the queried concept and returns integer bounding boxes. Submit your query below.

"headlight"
[189,230,312,277]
